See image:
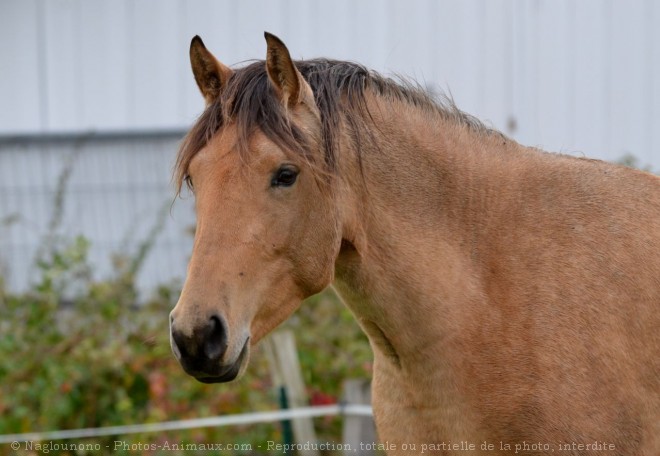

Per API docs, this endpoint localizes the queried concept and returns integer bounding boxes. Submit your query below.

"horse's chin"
[192,339,250,384]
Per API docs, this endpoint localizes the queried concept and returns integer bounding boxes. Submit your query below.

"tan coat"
[171,33,660,455]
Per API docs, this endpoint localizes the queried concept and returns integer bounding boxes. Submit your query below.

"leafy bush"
[0,231,372,455]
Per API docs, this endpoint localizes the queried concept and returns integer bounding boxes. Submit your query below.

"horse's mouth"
[188,338,250,384]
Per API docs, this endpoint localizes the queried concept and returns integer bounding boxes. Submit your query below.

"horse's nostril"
[171,323,190,359]
[203,315,228,360]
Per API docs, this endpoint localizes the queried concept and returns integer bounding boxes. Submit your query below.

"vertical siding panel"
[572,0,609,157]
[33,140,52,235]
[652,0,660,169]
[435,0,482,117]
[644,0,657,168]
[130,0,181,129]
[79,0,130,130]
[179,0,232,124]
[12,148,30,267]
[346,0,389,69]
[535,0,572,153]
[285,0,319,59]
[609,0,646,163]
[235,0,274,53]
[564,1,577,151]
[315,0,354,59]
[0,0,42,133]
[477,0,513,132]
[511,0,540,147]
[43,0,81,131]
[0,147,19,287]
[387,0,421,74]
[416,0,437,86]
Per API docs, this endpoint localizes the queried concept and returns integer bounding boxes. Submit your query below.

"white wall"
[0,0,658,167]
[0,133,193,293]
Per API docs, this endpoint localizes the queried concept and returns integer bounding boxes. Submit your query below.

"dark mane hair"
[175,59,490,192]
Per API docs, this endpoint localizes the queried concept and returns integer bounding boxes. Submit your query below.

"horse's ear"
[190,35,233,105]
[264,32,313,108]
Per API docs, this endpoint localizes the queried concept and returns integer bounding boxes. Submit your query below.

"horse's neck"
[334,99,522,368]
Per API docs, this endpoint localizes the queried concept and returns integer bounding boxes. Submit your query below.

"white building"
[1,0,658,292]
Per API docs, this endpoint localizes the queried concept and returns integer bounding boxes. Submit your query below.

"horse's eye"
[271,166,299,187]
[184,175,194,190]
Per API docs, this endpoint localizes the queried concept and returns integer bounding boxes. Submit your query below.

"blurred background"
[0,1,658,455]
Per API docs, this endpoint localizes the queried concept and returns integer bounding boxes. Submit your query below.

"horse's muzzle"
[170,314,248,383]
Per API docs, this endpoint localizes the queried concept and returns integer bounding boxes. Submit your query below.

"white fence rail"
[0,404,373,444]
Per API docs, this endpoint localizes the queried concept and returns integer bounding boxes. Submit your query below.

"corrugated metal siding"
[1,0,658,166]
[0,0,658,292]
[0,133,194,293]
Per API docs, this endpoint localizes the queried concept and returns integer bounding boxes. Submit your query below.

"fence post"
[264,330,320,456]
[342,379,377,455]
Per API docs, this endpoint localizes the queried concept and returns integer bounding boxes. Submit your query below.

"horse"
[169,32,660,455]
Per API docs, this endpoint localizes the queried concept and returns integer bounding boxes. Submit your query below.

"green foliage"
[0,231,372,456]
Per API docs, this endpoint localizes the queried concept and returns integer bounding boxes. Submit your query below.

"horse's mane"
[175,59,492,192]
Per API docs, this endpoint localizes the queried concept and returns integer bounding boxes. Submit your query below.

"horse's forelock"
[175,60,337,194]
